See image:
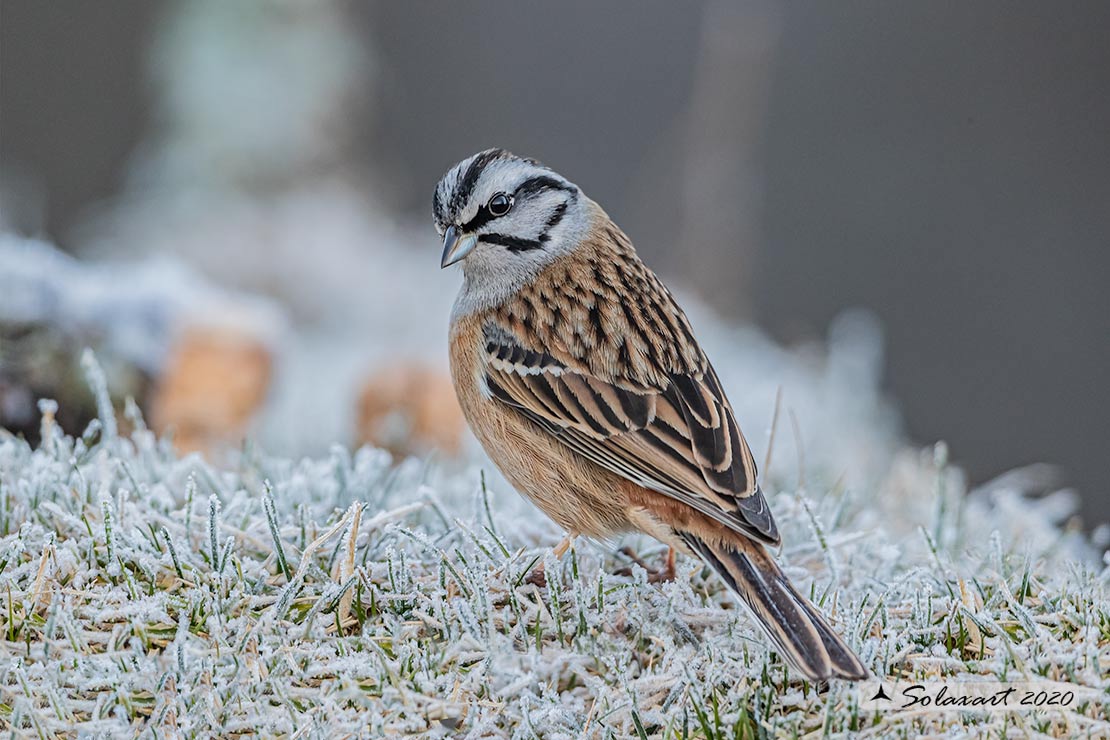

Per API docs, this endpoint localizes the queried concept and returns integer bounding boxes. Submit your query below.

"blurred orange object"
[355,362,465,459]
[150,328,272,454]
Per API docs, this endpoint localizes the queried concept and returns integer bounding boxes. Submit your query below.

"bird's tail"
[680,533,868,682]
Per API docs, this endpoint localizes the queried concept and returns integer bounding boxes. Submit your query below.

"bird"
[434,148,868,682]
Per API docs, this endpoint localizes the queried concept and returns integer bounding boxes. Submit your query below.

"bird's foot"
[523,534,575,588]
[525,563,548,588]
[616,545,676,583]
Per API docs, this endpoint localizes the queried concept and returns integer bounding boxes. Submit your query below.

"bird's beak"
[440,226,478,268]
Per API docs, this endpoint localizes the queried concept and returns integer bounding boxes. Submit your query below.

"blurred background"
[1,1,1107,526]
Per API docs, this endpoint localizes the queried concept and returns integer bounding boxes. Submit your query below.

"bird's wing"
[481,319,779,545]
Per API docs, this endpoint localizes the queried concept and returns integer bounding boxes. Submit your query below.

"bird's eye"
[487,192,513,217]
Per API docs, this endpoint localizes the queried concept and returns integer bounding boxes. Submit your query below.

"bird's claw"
[616,545,676,583]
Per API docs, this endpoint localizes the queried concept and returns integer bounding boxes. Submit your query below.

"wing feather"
[482,321,779,545]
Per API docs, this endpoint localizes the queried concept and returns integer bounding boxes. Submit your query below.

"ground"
[0,355,1106,739]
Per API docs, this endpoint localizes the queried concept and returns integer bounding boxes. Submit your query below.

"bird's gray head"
[433,148,591,313]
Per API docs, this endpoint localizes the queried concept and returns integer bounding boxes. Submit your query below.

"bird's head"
[433,149,591,307]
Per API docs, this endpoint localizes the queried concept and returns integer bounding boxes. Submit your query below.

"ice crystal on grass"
[1,376,1108,737]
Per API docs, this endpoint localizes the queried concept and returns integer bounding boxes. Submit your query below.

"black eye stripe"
[515,176,576,199]
[460,204,496,233]
[457,174,576,233]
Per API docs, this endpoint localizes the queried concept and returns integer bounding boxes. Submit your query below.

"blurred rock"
[355,362,465,459]
[0,321,150,444]
[0,234,285,454]
[150,328,272,455]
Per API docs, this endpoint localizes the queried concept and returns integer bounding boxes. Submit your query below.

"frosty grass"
[1,358,1107,738]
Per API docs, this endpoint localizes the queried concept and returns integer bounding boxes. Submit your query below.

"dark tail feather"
[680,533,868,681]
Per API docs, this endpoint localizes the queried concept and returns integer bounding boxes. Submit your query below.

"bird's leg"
[552,535,574,559]
[617,545,677,583]
[525,533,575,587]
[650,545,677,584]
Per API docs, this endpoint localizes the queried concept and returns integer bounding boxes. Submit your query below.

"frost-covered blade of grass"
[1,401,1107,737]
